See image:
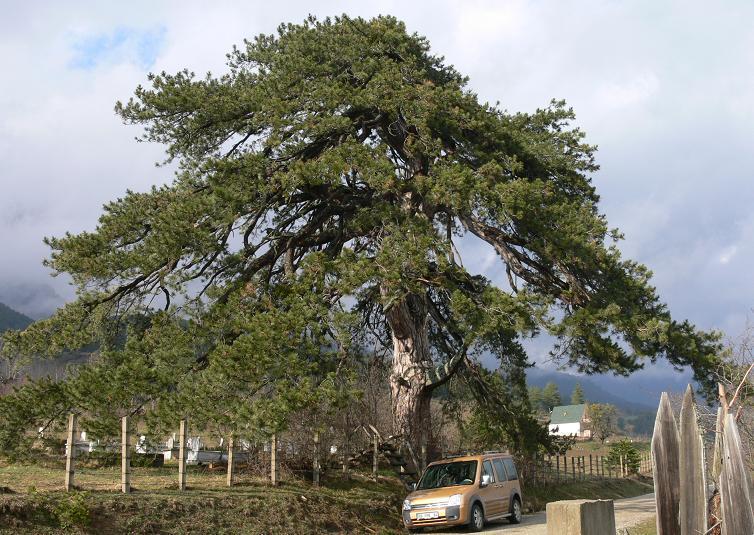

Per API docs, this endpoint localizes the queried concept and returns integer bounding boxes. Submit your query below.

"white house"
[548,404,592,439]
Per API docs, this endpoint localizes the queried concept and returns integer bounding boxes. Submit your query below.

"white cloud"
[594,72,660,110]
[719,245,738,265]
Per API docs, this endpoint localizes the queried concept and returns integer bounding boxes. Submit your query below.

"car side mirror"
[480,474,491,488]
[410,482,416,491]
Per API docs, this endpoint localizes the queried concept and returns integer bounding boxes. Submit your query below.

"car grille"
[411,502,448,510]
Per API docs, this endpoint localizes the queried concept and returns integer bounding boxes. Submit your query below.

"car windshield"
[416,461,478,490]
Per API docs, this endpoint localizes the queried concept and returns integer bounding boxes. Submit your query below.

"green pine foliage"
[571,382,585,404]
[0,15,721,456]
[542,382,562,411]
[607,439,641,474]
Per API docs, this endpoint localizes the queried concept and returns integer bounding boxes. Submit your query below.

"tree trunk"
[384,291,433,452]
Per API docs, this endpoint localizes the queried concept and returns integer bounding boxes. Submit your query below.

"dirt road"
[433,493,656,534]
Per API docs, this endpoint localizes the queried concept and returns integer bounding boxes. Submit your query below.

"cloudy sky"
[1,1,753,376]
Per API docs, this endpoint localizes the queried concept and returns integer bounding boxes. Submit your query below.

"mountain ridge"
[526,365,689,412]
[0,302,33,333]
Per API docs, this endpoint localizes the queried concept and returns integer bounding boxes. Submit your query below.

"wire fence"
[517,451,652,487]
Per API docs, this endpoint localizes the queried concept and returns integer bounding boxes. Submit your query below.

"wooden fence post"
[226,435,235,487]
[372,434,379,480]
[619,455,624,478]
[420,441,427,474]
[178,419,187,491]
[312,430,320,487]
[556,455,560,482]
[121,415,130,493]
[652,392,681,535]
[271,434,279,486]
[342,439,350,481]
[64,413,76,491]
[678,386,706,535]
[720,413,754,535]
[589,454,593,477]
[571,456,576,481]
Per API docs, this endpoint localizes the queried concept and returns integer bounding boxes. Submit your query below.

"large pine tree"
[2,15,719,453]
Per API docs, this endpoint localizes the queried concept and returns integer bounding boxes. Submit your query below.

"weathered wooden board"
[678,386,706,535]
[712,406,725,482]
[652,392,681,535]
[719,414,754,535]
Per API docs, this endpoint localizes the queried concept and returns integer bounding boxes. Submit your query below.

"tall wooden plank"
[719,414,754,535]
[652,392,681,535]
[64,413,76,491]
[678,385,706,535]
[121,416,131,493]
[178,419,187,491]
[712,406,725,482]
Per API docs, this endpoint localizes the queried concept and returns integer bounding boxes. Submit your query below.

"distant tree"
[590,403,617,443]
[607,439,640,474]
[549,434,577,455]
[528,386,544,412]
[571,383,585,404]
[542,382,562,411]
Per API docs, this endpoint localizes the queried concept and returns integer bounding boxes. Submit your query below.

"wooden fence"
[519,451,648,485]
[61,416,421,492]
[62,411,651,494]
[652,384,753,535]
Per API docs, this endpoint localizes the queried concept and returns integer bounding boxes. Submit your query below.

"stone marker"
[546,499,616,535]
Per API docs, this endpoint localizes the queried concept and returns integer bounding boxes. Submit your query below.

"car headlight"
[447,494,462,507]
[403,499,411,511]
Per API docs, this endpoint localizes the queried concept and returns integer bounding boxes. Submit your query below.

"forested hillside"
[0,303,32,333]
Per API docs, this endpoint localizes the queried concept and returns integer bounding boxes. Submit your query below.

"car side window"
[503,458,518,481]
[492,458,507,482]
[482,460,496,483]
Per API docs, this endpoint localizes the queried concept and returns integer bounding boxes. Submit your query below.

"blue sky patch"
[69,26,166,70]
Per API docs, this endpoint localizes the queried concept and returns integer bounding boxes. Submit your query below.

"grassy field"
[523,477,654,513]
[625,517,657,535]
[0,461,655,534]
[0,468,406,534]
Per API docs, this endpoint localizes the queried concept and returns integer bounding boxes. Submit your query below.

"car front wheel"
[469,502,485,532]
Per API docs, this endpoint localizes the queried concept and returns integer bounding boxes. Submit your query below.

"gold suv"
[401,452,523,532]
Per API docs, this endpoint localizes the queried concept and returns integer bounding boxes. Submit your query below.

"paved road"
[430,493,656,534]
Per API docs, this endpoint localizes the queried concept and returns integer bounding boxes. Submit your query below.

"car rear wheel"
[509,496,522,524]
[468,502,485,532]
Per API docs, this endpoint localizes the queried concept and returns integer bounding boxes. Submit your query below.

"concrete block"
[546,499,616,535]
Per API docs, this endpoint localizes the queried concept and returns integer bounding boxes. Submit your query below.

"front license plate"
[416,511,439,520]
